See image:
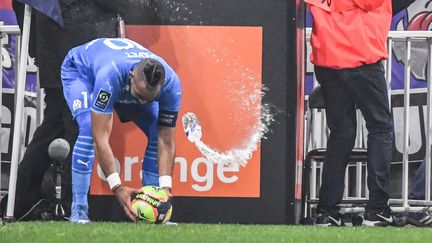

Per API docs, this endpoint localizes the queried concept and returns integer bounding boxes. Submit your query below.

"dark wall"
[90,0,301,224]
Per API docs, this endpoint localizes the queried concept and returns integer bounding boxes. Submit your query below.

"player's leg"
[132,102,160,186]
[59,94,78,218]
[69,111,94,224]
[62,67,94,224]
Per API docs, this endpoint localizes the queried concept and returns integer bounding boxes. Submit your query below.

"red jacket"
[305,0,392,69]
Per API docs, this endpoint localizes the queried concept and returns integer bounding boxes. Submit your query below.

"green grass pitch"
[1,221,432,242]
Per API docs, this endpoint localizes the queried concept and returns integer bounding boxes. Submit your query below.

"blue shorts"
[61,54,94,118]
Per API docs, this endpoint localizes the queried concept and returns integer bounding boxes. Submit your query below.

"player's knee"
[76,112,92,137]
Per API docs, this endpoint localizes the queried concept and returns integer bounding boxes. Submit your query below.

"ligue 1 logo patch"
[94,89,112,110]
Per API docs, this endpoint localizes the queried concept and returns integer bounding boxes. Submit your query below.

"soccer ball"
[131,185,173,224]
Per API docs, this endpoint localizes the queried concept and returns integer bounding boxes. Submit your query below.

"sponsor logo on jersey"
[94,89,112,110]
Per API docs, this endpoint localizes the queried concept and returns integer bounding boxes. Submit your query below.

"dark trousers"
[13,88,77,219]
[315,61,394,214]
[410,159,430,200]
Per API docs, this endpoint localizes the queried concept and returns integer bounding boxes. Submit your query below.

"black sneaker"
[363,207,405,227]
[315,212,345,227]
[405,211,432,227]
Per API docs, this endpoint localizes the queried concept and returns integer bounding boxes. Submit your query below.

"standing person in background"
[305,0,401,226]
[3,0,117,220]
[408,162,432,226]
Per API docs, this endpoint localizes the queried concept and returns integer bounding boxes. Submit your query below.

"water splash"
[182,89,275,167]
[145,0,204,24]
[180,25,276,167]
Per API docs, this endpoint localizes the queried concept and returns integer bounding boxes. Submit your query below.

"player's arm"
[91,111,139,222]
[157,125,176,196]
[157,73,181,196]
[91,112,116,177]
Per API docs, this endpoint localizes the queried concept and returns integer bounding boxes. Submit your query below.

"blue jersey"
[62,38,181,115]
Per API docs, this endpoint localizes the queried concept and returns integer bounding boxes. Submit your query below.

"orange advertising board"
[90,25,263,197]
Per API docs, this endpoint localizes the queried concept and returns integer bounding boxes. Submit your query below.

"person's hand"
[113,185,141,222]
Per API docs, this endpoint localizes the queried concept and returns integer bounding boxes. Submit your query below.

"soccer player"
[61,38,182,223]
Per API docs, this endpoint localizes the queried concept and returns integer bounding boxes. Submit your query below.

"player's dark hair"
[135,58,165,90]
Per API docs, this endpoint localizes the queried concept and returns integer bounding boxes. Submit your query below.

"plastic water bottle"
[182,112,202,143]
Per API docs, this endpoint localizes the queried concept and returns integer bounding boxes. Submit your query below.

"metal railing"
[305,28,432,213]
[387,31,432,211]
[0,22,21,198]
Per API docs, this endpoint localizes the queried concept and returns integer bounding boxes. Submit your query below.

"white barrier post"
[4,4,32,220]
[0,23,4,197]
[36,69,43,126]
[0,24,21,201]
[402,37,411,209]
[386,38,393,107]
[426,37,432,202]
[117,14,125,38]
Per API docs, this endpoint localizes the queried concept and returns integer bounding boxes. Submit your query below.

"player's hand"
[113,185,141,222]
[162,187,173,198]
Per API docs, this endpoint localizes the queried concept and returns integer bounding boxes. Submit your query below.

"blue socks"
[72,112,94,207]
[72,171,92,206]
[142,140,159,186]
